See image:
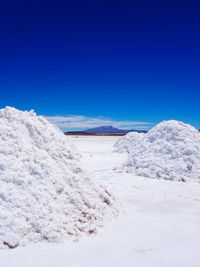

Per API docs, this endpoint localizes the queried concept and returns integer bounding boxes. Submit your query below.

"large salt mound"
[113,132,145,153]
[0,107,118,249]
[122,120,200,182]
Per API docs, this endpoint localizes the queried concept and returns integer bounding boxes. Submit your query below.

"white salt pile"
[121,120,200,182]
[0,107,118,249]
[113,132,145,153]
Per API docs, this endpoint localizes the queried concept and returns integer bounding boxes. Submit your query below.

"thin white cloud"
[44,115,152,131]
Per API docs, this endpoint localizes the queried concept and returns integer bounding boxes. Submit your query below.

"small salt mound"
[122,120,200,182]
[113,132,145,153]
[0,107,118,249]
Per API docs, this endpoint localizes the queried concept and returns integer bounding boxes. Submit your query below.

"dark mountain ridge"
[65,125,147,135]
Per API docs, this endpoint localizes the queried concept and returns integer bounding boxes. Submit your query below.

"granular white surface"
[122,120,200,182]
[0,107,118,249]
[113,132,145,153]
[0,135,200,267]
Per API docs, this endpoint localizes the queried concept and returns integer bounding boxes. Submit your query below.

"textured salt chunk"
[2,235,19,249]
[0,107,119,249]
[113,132,145,153]
[120,120,200,182]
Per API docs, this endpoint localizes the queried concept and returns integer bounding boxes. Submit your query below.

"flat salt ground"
[1,136,200,267]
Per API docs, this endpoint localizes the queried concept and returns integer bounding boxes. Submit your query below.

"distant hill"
[84,125,147,134]
[84,126,128,133]
[65,126,147,135]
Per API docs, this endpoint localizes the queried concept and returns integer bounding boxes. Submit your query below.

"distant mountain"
[84,126,126,133]
[65,125,147,135]
[84,125,147,134]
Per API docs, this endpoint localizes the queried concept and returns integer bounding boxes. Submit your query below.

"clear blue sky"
[0,1,199,129]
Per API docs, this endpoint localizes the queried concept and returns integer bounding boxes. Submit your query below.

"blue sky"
[0,1,199,130]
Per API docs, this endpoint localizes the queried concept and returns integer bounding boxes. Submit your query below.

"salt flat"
[1,135,200,267]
